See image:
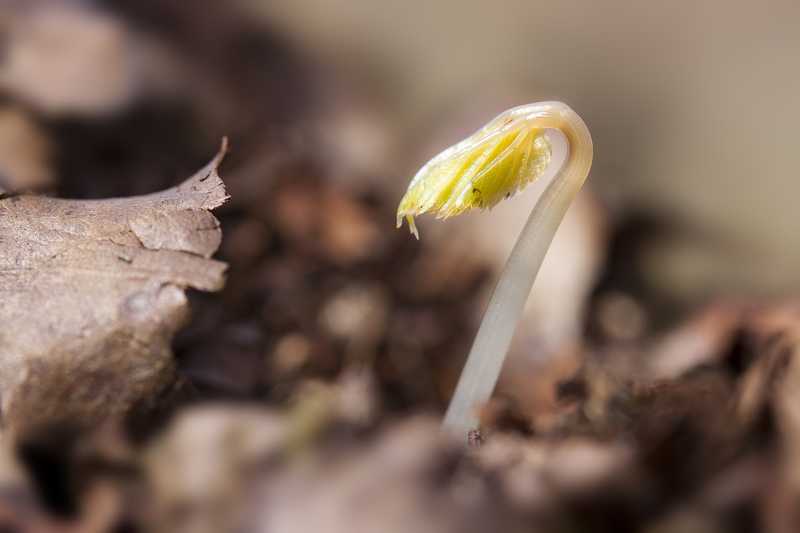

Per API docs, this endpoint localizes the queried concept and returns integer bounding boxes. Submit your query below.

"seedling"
[397,101,593,436]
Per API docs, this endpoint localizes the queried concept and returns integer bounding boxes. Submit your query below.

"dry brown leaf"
[0,142,228,437]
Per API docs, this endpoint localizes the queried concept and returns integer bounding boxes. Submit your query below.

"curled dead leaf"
[0,142,229,437]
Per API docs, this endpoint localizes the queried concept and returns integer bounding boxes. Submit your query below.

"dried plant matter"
[0,143,228,436]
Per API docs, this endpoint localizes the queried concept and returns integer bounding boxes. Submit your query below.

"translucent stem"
[442,102,593,436]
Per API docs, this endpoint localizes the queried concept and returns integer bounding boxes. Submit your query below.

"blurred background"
[3,0,800,531]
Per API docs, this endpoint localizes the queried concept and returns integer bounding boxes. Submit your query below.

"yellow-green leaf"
[397,108,552,238]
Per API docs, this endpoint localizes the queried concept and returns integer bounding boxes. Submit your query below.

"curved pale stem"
[442,102,593,436]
